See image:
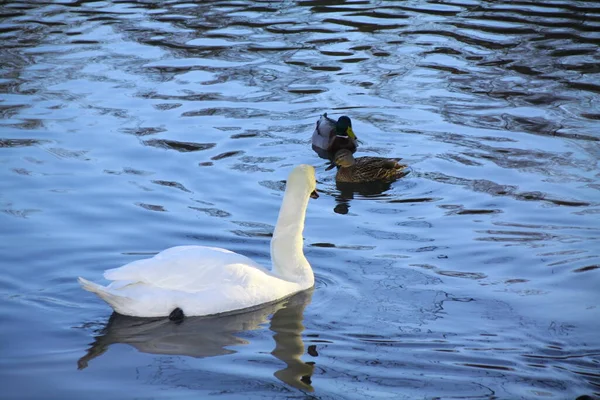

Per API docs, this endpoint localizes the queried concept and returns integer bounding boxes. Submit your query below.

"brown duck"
[331,149,408,183]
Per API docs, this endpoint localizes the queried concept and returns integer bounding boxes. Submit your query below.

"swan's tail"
[78,277,130,312]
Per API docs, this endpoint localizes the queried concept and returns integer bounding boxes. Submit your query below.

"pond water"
[1,1,599,399]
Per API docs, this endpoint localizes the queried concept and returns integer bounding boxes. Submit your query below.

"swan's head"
[333,149,355,168]
[288,164,318,199]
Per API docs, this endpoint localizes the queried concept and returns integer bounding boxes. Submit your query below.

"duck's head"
[333,149,355,168]
[289,164,319,199]
[335,116,356,140]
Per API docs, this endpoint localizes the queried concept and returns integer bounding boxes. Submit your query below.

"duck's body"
[79,165,318,318]
[311,113,358,160]
[333,149,408,183]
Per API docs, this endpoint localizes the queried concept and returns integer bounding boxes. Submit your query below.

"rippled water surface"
[1,1,599,399]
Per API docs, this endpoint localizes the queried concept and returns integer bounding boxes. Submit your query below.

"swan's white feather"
[79,164,317,318]
[83,246,301,317]
[103,246,267,292]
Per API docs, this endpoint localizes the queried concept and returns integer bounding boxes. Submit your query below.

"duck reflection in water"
[78,289,315,392]
[333,181,397,215]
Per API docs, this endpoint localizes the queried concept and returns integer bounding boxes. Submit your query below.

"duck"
[311,113,358,160]
[331,149,408,183]
[78,164,319,319]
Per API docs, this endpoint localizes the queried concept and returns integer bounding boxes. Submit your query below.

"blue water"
[1,1,599,399]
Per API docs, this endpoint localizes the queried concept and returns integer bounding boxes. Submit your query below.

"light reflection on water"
[0,0,599,399]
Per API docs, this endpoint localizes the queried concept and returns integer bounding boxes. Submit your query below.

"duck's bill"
[310,189,319,199]
[325,162,336,171]
[347,127,356,140]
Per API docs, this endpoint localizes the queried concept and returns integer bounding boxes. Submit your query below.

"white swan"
[78,164,319,318]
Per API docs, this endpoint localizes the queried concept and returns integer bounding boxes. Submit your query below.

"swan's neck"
[270,187,314,288]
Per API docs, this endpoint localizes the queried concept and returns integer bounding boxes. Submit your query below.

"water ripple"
[1,0,599,398]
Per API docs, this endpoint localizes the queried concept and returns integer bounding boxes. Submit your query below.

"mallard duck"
[311,113,358,160]
[331,149,408,183]
[79,165,319,319]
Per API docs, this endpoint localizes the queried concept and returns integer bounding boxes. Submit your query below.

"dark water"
[1,1,599,399]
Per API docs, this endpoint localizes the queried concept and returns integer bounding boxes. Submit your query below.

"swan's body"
[311,113,358,160]
[333,149,408,183]
[79,164,318,318]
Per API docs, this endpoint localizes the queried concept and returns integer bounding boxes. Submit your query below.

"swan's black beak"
[310,189,319,199]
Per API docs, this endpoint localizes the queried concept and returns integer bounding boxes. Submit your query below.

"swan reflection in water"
[78,289,315,391]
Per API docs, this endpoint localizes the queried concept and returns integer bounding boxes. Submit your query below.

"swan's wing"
[104,246,269,293]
